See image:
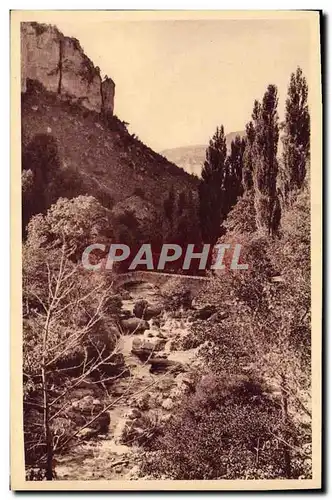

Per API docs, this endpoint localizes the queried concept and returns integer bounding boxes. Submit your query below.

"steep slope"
[161,131,245,177]
[22,88,198,210]
[21,22,200,242]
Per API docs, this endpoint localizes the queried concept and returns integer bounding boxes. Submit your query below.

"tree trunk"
[42,364,53,480]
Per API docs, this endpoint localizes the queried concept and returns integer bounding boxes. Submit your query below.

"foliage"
[177,191,187,215]
[163,187,175,226]
[225,135,246,210]
[121,412,163,449]
[23,240,121,476]
[280,67,310,200]
[23,195,121,478]
[162,187,200,246]
[251,86,281,236]
[170,181,312,480]
[222,190,257,235]
[22,134,62,230]
[242,121,256,190]
[142,374,296,479]
[199,126,228,244]
[26,195,113,260]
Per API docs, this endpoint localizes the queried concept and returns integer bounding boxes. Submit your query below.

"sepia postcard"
[10,10,322,491]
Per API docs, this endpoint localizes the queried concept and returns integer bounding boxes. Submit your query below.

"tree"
[199,126,227,244]
[252,85,281,236]
[23,237,124,479]
[242,121,256,191]
[26,195,113,261]
[21,133,85,234]
[22,134,62,224]
[222,191,257,235]
[225,135,246,210]
[281,67,310,201]
[23,196,165,479]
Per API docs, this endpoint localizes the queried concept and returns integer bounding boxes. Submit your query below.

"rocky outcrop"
[21,25,201,244]
[21,23,61,94]
[101,77,115,115]
[131,337,166,360]
[21,22,115,114]
[121,317,149,334]
[192,304,217,320]
[133,300,162,321]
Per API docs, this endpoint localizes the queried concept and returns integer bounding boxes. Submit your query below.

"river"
[55,280,200,480]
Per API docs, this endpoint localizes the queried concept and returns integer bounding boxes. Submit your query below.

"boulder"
[193,304,217,320]
[77,427,97,440]
[207,311,229,323]
[120,290,132,300]
[124,408,142,420]
[161,398,174,410]
[133,300,162,320]
[119,309,132,320]
[149,358,185,375]
[131,337,166,360]
[133,299,148,318]
[121,317,149,334]
[156,331,167,339]
[133,393,150,411]
[146,306,162,320]
[155,353,168,359]
[68,396,110,435]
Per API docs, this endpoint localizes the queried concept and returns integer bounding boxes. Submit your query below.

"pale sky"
[54,18,311,151]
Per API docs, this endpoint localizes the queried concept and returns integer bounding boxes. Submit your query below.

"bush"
[142,374,295,479]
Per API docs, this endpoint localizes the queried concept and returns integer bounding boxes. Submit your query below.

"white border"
[2,2,329,498]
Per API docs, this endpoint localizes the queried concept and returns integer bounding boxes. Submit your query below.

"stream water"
[55,280,199,480]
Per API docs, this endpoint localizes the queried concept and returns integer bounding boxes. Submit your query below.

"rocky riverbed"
[55,280,206,480]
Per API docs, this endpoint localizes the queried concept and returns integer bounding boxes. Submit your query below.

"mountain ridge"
[161,131,246,176]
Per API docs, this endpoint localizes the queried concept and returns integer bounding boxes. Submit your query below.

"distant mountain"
[161,131,245,177]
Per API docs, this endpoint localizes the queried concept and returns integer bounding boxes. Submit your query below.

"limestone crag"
[21,22,115,114]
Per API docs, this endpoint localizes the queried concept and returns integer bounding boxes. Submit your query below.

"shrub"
[142,374,296,479]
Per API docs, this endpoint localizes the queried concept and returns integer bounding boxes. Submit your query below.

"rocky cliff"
[21,22,115,114]
[21,22,200,244]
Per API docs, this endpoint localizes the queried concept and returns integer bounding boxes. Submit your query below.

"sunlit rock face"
[60,36,102,112]
[21,22,61,94]
[21,22,115,115]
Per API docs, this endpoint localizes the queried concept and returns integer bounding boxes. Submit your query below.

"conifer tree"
[252,85,281,236]
[281,67,310,201]
[226,135,246,209]
[199,125,227,244]
[242,121,256,191]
